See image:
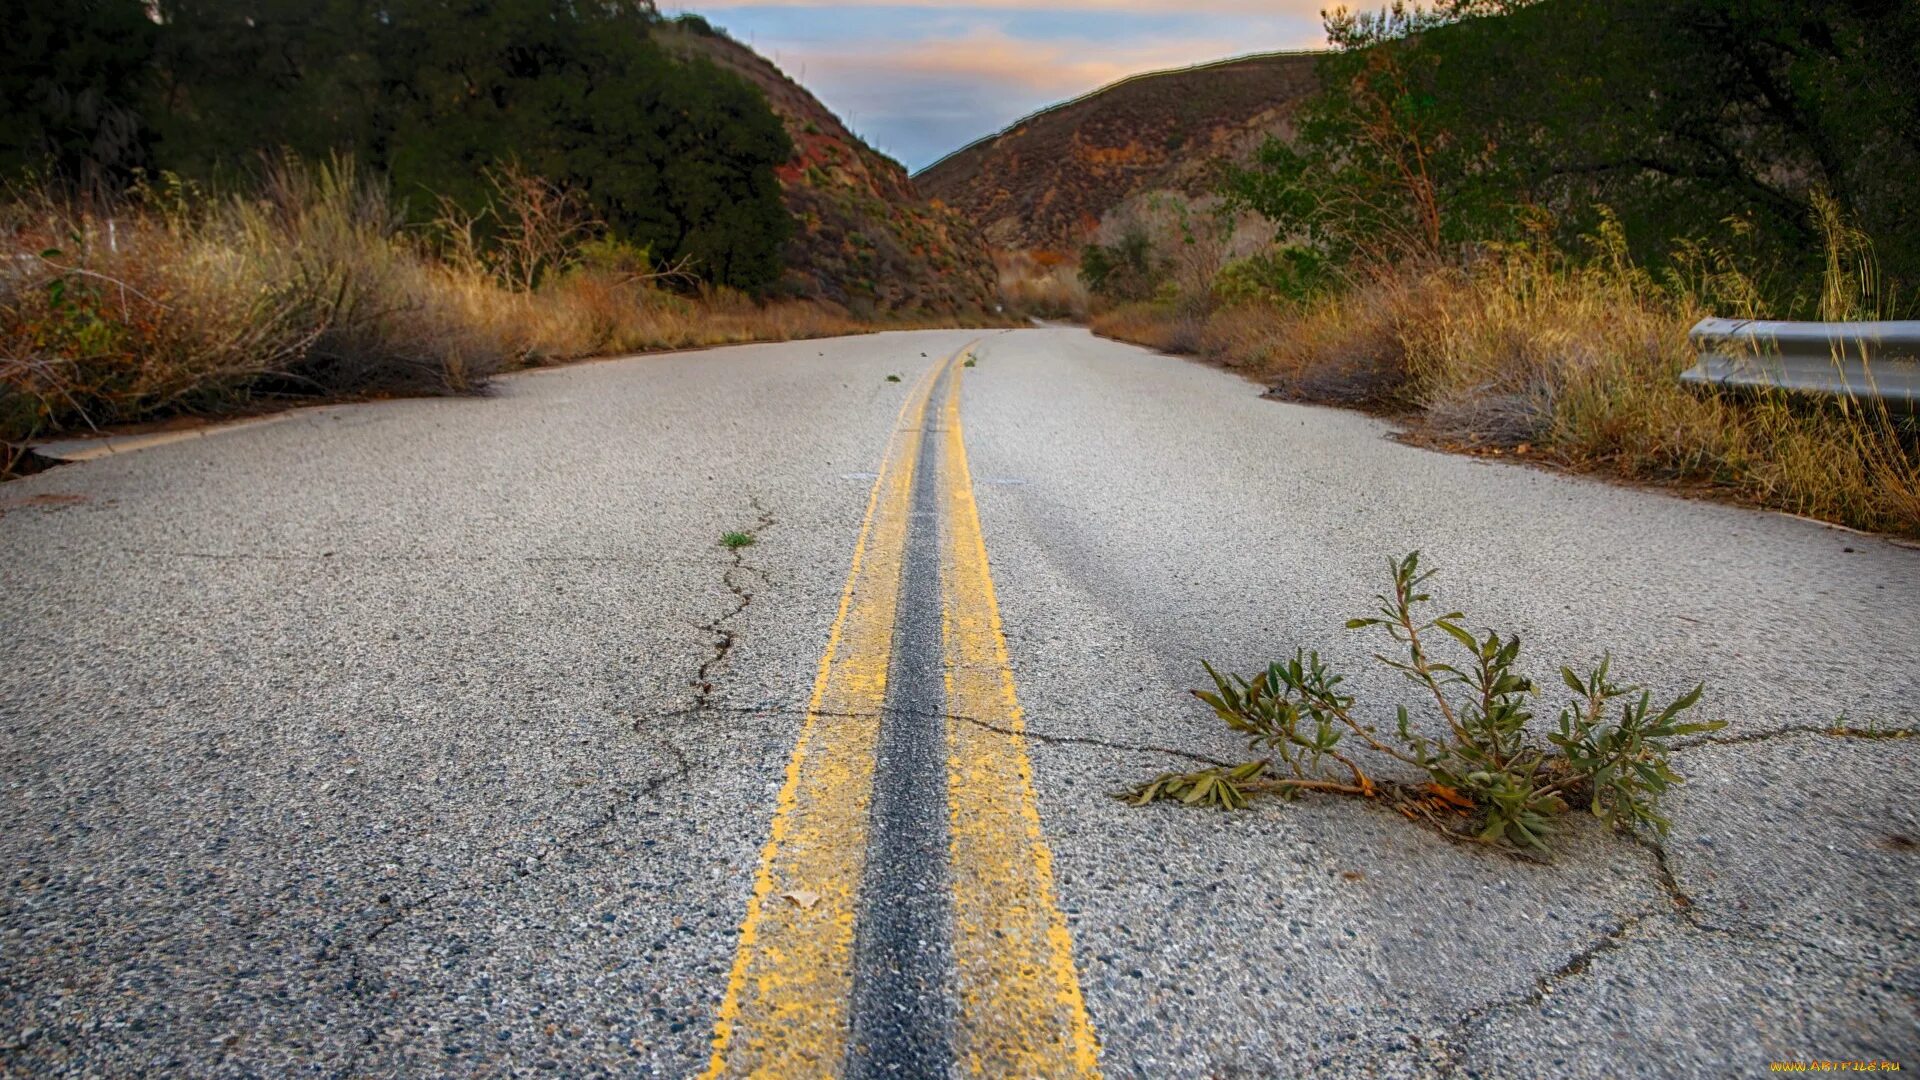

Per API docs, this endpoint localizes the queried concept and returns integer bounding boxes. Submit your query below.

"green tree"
[1231,0,1920,311]
[143,0,794,291]
[147,0,383,180]
[0,0,157,187]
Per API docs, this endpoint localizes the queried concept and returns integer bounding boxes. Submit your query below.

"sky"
[663,2,1334,172]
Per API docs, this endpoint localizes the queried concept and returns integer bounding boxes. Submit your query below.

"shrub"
[1128,553,1723,854]
[2,176,319,443]
[1214,247,1332,306]
[2,159,975,465]
[1094,233,1920,536]
[996,250,1088,320]
[1081,229,1157,302]
[240,157,513,394]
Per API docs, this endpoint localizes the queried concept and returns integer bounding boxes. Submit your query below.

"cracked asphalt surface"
[3,327,1916,1076]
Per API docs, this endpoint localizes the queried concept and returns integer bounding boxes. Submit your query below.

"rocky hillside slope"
[916,52,1320,253]
[659,17,998,315]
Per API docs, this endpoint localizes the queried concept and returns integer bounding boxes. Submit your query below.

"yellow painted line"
[701,355,948,1079]
[939,353,1105,1076]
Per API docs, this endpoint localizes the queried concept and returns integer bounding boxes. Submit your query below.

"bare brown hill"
[916,52,1321,253]
[659,17,998,315]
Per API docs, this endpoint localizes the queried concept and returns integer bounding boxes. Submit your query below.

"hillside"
[916,52,1320,253]
[659,18,999,315]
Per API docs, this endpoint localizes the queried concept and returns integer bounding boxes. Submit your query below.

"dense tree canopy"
[1230,0,1920,314]
[2,0,793,292]
[0,0,156,187]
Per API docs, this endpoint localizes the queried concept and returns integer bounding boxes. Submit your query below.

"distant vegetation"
[0,158,894,472]
[0,2,996,470]
[657,20,1000,317]
[1079,0,1920,536]
[1227,0,1919,313]
[915,52,1319,253]
[3,0,793,292]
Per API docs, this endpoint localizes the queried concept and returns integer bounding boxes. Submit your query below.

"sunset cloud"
[793,28,1269,101]
[669,4,1330,168]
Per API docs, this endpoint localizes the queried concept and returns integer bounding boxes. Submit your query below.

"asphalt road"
[2,327,1916,1078]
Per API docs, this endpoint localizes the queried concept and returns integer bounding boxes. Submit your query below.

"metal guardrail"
[1681,318,1920,413]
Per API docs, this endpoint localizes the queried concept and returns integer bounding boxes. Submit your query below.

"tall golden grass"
[1094,238,1920,537]
[0,159,969,467]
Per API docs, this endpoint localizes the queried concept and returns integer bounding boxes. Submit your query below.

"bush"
[2,160,970,465]
[0,161,517,449]
[996,250,1088,320]
[1094,234,1920,536]
[1228,0,1920,312]
[1214,247,1331,306]
[8,1,795,294]
[1081,230,1158,302]
[1128,553,1723,854]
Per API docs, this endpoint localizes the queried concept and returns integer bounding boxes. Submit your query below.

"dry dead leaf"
[782,889,821,910]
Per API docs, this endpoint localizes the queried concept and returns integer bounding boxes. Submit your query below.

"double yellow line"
[701,347,1102,1077]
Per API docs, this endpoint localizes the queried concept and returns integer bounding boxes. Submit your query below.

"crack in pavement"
[648,700,1231,770]
[1423,711,1920,1057]
[1420,707,1920,1061]
[1428,911,1663,1078]
[944,713,1234,769]
[1425,824,1770,1077]
[350,501,786,970]
[1674,721,1918,750]
[683,497,777,715]
[359,766,689,947]
[337,753,695,1065]
[344,501,790,949]
[334,503,789,1064]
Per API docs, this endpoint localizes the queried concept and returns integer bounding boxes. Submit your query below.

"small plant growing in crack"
[1827,713,1917,739]
[885,374,902,383]
[964,357,977,368]
[1126,552,1725,854]
[720,531,756,550]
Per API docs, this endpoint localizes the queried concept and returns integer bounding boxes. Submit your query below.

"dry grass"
[995,249,1088,320]
[502,277,886,361]
[1094,250,1920,537]
[1,161,977,468]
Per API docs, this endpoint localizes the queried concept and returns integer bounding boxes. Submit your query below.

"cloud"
[799,28,1277,98]
[778,29,1322,167]
[669,4,1330,169]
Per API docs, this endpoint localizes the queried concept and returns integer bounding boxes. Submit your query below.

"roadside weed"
[886,374,902,382]
[1128,553,1723,854]
[721,531,756,549]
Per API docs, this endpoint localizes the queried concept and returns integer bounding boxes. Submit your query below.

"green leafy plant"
[1080,229,1159,301]
[720,531,756,549]
[1128,553,1723,853]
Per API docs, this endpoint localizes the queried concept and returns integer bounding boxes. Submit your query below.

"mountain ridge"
[660,17,999,315]
[916,51,1322,253]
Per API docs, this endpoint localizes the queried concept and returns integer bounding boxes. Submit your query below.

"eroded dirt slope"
[661,20,999,316]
